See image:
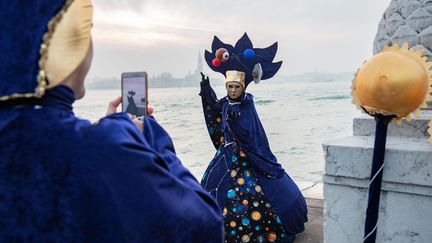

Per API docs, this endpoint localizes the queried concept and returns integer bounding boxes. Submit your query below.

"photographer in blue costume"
[0,1,222,242]
[200,34,308,242]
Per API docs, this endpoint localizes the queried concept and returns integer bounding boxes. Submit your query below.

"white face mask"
[226,82,244,99]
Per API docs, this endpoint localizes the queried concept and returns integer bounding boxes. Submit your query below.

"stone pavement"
[296,197,323,243]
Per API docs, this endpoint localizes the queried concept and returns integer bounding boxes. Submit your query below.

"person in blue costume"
[0,1,223,242]
[199,33,308,243]
[126,90,138,114]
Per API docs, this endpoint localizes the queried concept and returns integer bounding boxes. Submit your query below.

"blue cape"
[0,85,223,242]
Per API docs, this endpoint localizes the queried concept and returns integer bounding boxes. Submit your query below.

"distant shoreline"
[85,71,354,90]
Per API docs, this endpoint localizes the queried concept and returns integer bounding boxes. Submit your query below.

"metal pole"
[363,114,393,243]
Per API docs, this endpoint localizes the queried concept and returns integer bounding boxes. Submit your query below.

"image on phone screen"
[121,72,148,117]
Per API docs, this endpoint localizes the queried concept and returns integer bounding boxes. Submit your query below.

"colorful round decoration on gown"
[231,170,237,177]
[251,211,262,221]
[242,217,250,226]
[227,189,237,199]
[266,231,277,242]
[242,234,251,242]
[255,185,262,193]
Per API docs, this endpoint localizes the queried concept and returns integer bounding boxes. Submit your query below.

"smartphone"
[121,71,148,117]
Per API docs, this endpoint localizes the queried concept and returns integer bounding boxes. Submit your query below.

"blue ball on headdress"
[243,49,255,59]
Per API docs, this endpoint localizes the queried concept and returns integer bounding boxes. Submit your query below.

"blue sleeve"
[199,81,225,149]
[91,113,223,242]
[199,80,222,111]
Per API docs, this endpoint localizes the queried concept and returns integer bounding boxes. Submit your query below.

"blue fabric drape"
[0,85,223,242]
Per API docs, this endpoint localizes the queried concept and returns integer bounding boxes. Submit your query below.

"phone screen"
[121,72,148,117]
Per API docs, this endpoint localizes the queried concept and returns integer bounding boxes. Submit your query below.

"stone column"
[322,111,432,242]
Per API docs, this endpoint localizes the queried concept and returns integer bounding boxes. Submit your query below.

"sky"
[89,0,392,79]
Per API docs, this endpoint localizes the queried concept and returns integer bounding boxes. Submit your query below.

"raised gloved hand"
[200,72,210,86]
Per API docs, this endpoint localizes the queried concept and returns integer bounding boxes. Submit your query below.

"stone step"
[353,110,432,138]
[301,183,323,200]
[322,135,432,190]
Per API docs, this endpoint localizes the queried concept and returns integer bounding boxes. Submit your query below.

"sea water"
[74,81,358,184]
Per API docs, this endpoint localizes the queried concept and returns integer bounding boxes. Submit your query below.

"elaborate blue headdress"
[204,33,282,88]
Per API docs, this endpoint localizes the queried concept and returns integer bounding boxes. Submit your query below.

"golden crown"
[225,70,245,87]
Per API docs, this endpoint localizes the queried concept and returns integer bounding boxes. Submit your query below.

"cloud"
[93,0,229,49]
[89,0,392,78]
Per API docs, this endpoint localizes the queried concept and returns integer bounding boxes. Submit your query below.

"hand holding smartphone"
[121,71,148,117]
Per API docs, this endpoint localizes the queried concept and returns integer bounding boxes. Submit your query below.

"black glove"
[200,72,210,86]
[226,106,240,121]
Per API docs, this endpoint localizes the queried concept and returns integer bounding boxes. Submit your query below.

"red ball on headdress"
[212,58,221,67]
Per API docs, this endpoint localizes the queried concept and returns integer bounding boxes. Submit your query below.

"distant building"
[181,51,204,87]
[86,52,223,89]
[196,51,203,74]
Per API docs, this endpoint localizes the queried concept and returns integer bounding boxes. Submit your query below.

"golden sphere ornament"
[352,43,431,122]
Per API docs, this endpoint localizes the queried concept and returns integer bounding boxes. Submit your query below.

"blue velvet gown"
[0,85,223,243]
[199,81,308,242]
